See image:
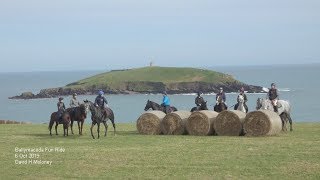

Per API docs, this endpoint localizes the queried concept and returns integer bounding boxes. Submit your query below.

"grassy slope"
[1,123,320,179]
[66,67,237,89]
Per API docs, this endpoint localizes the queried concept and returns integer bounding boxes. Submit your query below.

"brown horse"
[48,111,71,136]
[66,102,89,135]
[214,95,228,112]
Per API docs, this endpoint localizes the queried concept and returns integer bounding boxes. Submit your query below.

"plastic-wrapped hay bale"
[137,111,166,135]
[243,110,282,136]
[161,111,191,135]
[214,110,246,136]
[186,110,218,136]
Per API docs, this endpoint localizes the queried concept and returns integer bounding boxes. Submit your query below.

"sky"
[0,0,319,72]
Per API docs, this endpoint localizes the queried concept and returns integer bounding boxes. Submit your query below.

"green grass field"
[1,123,320,179]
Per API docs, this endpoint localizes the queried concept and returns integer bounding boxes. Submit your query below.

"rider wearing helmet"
[70,93,81,108]
[195,91,205,110]
[95,90,108,109]
[268,83,279,112]
[57,97,66,121]
[216,87,226,104]
[162,91,171,114]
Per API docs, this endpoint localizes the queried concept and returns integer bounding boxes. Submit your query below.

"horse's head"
[256,98,262,110]
[238,95,245,103]
[201,101,208,110]
[84,100,91,111]
[216,95,221,102]
[85,100,96,112]
[257,98,271,110]
[144,100,151,111]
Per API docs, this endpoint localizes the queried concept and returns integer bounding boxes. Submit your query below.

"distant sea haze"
[0,64,318,123]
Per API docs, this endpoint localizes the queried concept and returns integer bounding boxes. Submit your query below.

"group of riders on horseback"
[55,83,280,121]
[51,90,115,138]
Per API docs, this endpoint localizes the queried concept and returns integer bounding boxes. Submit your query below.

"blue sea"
[0,64,319,123]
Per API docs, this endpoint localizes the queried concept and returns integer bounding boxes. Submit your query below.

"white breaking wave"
[263,87,291,92]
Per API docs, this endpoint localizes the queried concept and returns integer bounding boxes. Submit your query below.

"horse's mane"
[149,100,161,107]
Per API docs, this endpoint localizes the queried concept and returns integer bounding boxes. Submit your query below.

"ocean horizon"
[1,64,319,123]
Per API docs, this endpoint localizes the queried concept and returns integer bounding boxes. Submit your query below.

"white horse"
[236,95,247,113]
[256,98,293,131]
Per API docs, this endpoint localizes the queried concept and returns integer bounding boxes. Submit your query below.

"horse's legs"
[80,120,84,135]
[55,122,59,135]
[280,113,287,132]
[77,121,81,135]
[97,123,100,139]
[112,122,116,136]
[90,121,96,139]
[49,120,54,136]
[288,114,293,131]
[70,120,74,135]
[103,121,108,137]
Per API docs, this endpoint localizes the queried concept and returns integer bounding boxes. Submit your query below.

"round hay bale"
[186,110,218,136]
[137,111,166,135]
[243,110,282,136]
[161,111,191,135]
[214,110,246,136]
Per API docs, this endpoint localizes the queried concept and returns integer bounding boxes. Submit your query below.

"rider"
[57,97,66,122]
[70,93,81,108]
[162,91,171,114]
[95,90,109,109]
[95,90,109,119]
[195,91,205,110]
[216,87,226,105]
[268,83,279,112]
[235,87,248,112]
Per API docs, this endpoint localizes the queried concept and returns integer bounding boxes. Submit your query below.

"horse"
[191,101,208,112]
[234,94,248,113]
[144,100,178,114]
[214,95,227,112]
[256,98,293,131]
[66,101,89,135]
[48,111,71,136]
[87,101,116,139]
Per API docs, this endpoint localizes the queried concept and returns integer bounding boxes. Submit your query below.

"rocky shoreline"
[9,81,264,99]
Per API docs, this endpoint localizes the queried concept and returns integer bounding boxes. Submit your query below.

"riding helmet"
[98,90,104,95]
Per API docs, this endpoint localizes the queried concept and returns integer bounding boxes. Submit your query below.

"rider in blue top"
[162,91,170,114]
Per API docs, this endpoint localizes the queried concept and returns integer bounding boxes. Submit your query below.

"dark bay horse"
[66,102,89,135]
[144,100,178,114]
[214,95,228,112]
[48,111,71,136]
[191,101,208,112]
[88,101,116,139]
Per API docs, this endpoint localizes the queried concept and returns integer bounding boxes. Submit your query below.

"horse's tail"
[109,109,115,123]
[48,112,55,130]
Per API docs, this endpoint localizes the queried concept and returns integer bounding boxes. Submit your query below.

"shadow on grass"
[23,130,139,139]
